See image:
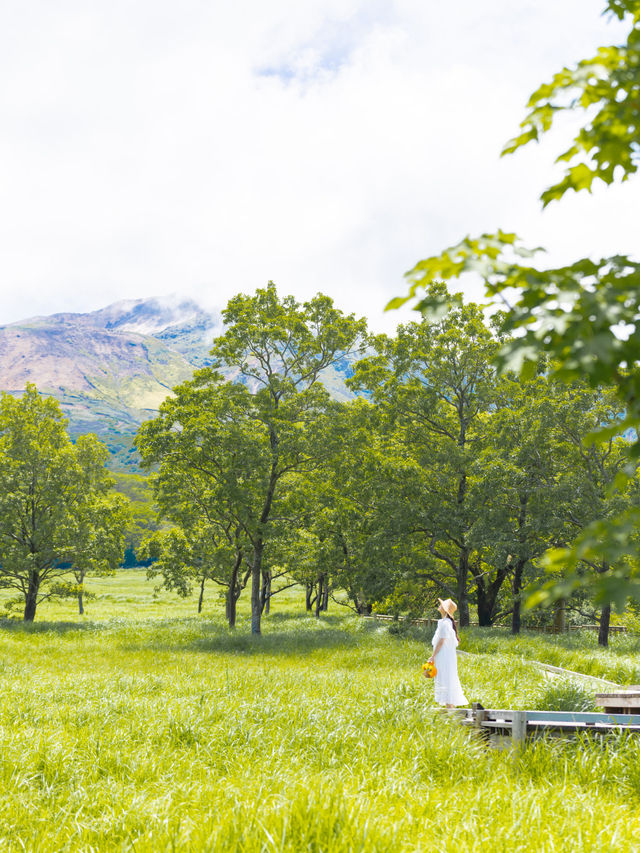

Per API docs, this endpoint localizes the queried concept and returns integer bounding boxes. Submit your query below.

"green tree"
[287,400,400,617]
[139,284,366,634]
[112,473,160,567]
[350,285,498,626]
[67,439,130,615]
[210,284,366,634]
[530,386,638,644]
[470,373,586,632]
[392,0,640,606]
[141,524,249,620]
[137,381,262,627]
[0,386,128,620]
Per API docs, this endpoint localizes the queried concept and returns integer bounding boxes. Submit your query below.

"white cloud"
[0,0,635,333]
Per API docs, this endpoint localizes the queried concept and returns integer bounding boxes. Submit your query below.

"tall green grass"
[461,627,640,685]
[0,575,639,850]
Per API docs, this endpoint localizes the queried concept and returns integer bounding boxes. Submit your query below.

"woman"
[426,598,467,708]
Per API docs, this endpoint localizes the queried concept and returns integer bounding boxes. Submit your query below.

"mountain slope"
[0,298,218,438]
[0,297,356,470]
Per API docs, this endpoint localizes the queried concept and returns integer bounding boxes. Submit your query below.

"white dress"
[431,618,467,706]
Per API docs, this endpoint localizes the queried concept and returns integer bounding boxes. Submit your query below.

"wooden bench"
[462,703,640,746]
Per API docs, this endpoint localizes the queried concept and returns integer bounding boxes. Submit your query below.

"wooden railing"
[362,614,629,633]
[362,614,438,629]
[462,703,640,745]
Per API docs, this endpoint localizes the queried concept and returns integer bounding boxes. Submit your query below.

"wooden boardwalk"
[461,704,640,746]
[366,612,639,745]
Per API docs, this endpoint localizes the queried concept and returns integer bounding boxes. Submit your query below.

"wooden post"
[472,702,486,728]
[475,709,486,731]
[511,711,527,746]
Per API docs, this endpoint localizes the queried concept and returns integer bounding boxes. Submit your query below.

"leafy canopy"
[389,0,640,606]
[138,283,367,633]
[0,385,128,619]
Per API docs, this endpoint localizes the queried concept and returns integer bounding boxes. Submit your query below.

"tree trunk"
[512,495,529,635]
[227,590,237,629]
[597,561,611,647]
[315,573,325,618]
[476,588,493,627]
[553,598,566,633]
[251,541,263,635]
[251,446,279,635]
[198,574,206,614]
[341,536,368,613]
[260,570,272,615]
[509,492,529,634]
[226,552,243,628]
[598,603,611,648]
[356,594,372,616]
[456,548,470,627]
[511,596,521,635]
[511,558,526,635]
[453,457,471,627]
[475,561,510,627]
[24,572,40,622]
[305,582,314,612]
[321,585,329,611]
[76,569,86,615]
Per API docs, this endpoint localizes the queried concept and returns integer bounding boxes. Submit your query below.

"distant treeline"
[1,283,637,642]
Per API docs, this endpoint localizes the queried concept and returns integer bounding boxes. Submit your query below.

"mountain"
[0,298,222,435]
[0,296,355,470]
[61,297,223,366]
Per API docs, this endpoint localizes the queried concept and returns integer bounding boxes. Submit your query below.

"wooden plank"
[456,649,621,688]
[532,662,620,687]
[595,691,640,714]
[460,706,640,744]
[466,708,515,717]
[472,719,640,732]
[465,708,640,724]
[526,721,640,733]
[522,711,640,725]
[463,719,640,737]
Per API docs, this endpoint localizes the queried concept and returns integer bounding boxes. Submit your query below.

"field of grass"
[1,571,640,851]
[461,627,640,686]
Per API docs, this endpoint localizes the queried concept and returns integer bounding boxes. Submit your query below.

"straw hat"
[438,598,457,618]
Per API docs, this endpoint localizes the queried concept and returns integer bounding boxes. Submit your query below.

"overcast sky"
[0,1,636,332]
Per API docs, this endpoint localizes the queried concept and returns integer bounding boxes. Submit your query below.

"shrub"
[534,681,595,712]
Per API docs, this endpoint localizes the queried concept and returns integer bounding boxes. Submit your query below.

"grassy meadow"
[462,627,640,686]
[1,572,640,852]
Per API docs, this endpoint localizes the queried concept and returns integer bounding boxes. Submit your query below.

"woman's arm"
[428,638,445,663]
